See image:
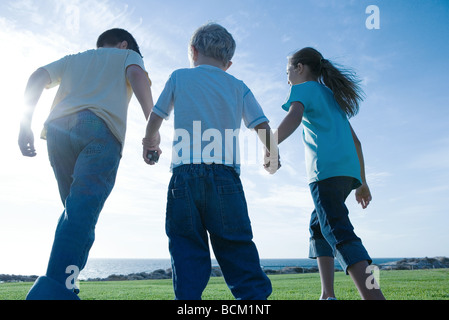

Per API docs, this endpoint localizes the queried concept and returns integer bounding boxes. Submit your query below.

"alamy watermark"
[54,1,80,34]
[65,265,80,292]
[169,122,278,167]
[365,265,381,290]
[366,5,381,30]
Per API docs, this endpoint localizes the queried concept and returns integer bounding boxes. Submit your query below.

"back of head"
[97,28,142,57]
[190,23,236,67]
[290,47,364,118]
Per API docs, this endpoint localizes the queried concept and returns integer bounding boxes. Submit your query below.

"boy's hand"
[18,124,36,157]
[355,183,372,209]
[263,148,281,174]
[142,133,162,165]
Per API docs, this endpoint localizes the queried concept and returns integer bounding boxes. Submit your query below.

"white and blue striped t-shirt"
[153,64,269,174]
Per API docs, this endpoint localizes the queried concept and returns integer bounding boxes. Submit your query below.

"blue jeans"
[166,164,272,300]
[27,110,121,299]
[308,176,372,274]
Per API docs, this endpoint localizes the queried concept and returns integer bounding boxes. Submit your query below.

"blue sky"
[1,0,448,275]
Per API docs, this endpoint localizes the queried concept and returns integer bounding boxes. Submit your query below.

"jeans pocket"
[166,187,194,237]
[218,183,252,235]
[46,122,62,168]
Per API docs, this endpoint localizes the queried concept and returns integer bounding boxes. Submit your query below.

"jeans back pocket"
[166,186,194,237]
[218,183,252,236]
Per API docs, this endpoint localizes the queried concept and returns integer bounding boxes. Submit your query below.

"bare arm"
[254,121,280,174]
[275,101,304,145]
[260,101,303,173]
[350,125,367,184]
[254,121,276,153]
[350,124,372,209]
[18,68,51,157]
[127,65,153,120]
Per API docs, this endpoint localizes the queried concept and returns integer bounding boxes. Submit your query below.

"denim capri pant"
[308,176,372,274]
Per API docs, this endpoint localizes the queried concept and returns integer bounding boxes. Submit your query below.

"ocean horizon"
[78,257,402,280]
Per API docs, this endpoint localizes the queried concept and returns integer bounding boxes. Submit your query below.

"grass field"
[1,269,448,300]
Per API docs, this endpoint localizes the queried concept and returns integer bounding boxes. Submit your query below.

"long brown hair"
[289,47,364,118]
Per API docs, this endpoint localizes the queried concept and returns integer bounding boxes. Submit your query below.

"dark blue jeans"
[308,176,372,274]
[166,164,272,300]
[27,110,121,299]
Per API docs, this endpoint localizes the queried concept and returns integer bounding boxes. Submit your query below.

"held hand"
[263,147,281,174]
[18,124,36,157]
[142,132,162,165]
[355,183,372,209]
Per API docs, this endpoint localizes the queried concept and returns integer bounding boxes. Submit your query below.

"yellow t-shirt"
[41,48,150,146]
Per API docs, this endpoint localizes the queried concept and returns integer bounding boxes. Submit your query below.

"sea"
[79,258,401,280]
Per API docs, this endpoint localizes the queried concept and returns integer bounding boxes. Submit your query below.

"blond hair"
[190,23,236,66]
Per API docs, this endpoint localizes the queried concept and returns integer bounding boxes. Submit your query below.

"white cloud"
[366,171,391,187]
[407,146,449,170]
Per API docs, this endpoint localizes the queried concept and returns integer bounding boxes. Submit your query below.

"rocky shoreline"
[377,256,449,271]
[1,257,448,283]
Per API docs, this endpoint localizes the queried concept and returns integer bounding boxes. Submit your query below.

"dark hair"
[289,47,364,118]
[96,28,142,57]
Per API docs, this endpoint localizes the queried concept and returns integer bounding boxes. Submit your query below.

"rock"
[306,267,320,273]
[0,274,38,283]
[147,269,171,279]
[210,267,222,277]
[379,256,449,270]
[165,268,172,278]
[104,274,129,281]
[88,268,173,281]
[263,269,279,275]
[262,266,321,275]
[280,267,305,274]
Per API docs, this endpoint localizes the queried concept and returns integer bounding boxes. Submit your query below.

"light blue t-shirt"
[153,64,269,174]
[282,81,361,185]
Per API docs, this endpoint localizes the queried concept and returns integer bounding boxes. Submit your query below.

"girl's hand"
[355,183,372,209]
[263,147,281,174]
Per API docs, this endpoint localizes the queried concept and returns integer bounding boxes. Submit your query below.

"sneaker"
[319,297,338,300]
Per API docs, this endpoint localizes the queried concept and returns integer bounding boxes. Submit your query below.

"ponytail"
[290,47,364,118]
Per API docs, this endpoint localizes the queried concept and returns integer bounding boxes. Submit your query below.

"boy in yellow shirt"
[19,28,153,300]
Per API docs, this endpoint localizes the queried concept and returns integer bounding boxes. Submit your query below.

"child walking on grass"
[273,47,385,300]
[19,29,153,300]
[142,23,278,300]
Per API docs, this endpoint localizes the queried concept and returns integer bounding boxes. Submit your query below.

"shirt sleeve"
[152,73,175,120]
[282,83,311,112]
[41,56,69,89]
[242,87,269,129]
[125,50,152,86]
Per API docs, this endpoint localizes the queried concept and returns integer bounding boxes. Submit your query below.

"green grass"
[1,269,448,300]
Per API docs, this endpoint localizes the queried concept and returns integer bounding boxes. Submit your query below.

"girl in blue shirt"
[274,47,385,300]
